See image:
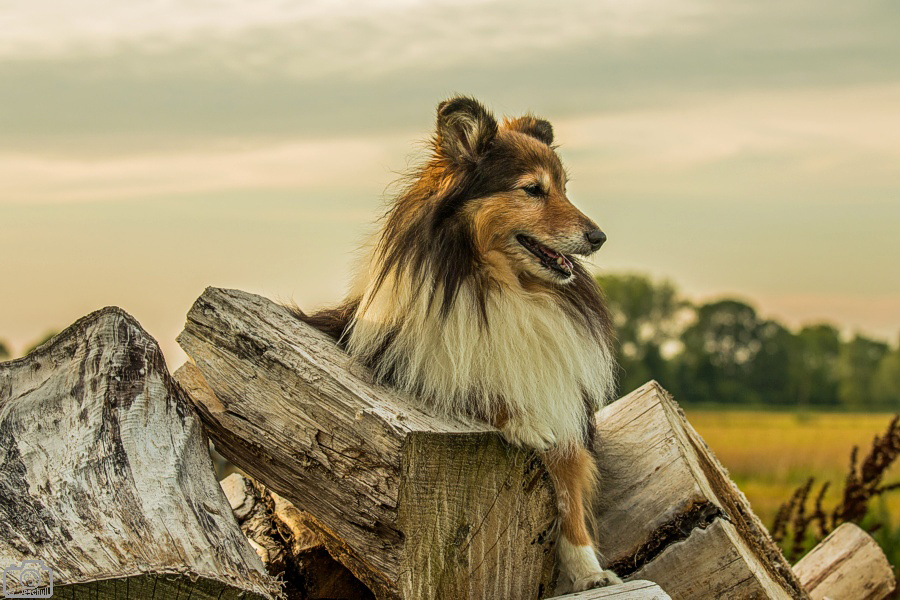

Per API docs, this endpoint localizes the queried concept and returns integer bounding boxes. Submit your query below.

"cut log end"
[175,287,558,599]
[593,381,809,599]
[0,307,277,599]
[793,522,896,600]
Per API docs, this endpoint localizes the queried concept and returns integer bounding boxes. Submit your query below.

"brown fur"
[294,96,619,591]
[544,446,599,547]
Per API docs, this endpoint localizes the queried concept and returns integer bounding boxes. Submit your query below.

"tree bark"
[176,287,557,600]
[592,381,810,599]
[0,307,276,599]
[792,522,896,600]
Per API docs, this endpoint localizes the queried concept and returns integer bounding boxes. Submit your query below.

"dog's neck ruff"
[347,264,616,447]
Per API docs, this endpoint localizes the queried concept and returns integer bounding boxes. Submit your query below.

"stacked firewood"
[0,289,894,599]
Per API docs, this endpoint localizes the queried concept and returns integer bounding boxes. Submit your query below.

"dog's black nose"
[585,229,607,250]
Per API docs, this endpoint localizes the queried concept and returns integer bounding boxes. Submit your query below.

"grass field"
[683,408,900,569]
[684,409,900,526]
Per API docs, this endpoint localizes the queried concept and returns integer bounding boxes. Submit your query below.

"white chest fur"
[348,271,615,448]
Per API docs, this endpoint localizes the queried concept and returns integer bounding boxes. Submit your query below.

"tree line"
[2,276,898,409]
[598,273,900,409]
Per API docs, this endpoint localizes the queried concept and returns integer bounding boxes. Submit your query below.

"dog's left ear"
[504,115,554,146]
[436,96,498,165]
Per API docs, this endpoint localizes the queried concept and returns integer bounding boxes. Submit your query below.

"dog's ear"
[436,96,498,165]
[504,115,553,146]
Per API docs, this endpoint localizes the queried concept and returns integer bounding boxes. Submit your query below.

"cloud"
[556,84,900,175]
[3,80,898,207]
[0,0,708,65]
[0,136,408,203]
[1,0,898,362]
[2,0,897,158]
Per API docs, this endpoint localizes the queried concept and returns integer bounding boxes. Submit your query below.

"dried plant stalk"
[773,415,900,562]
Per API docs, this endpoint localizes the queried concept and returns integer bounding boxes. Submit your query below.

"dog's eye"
[522,184,544,198]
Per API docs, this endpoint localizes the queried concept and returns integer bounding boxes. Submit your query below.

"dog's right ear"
[436,96,498,166]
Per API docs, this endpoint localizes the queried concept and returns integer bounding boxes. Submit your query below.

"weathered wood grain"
[397,432,556,600]
[593,381,809,599]
[220,473,287,571]
[548,580,671,599]
[0,307,275,599]
[220,472,374,600]
[176,287,557,599]
[270,489,321,556]
[793,522,896,600]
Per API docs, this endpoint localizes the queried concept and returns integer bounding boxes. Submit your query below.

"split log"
[0,308,276,599]
[547,580,671,599]
[269,489,320,559]
[175,287,558,599]
[220,473,288,572]
[266,488,376,599]
[792,522,896,600]
[593,381,809,599]
[220,472,374,599]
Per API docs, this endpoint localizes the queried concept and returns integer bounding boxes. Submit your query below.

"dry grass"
[684,409,900,526]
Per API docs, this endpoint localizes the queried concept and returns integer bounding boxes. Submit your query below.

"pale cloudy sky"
[1,0,898,365]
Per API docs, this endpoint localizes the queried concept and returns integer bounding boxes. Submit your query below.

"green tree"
[593,272,894,410]
[747,319,797,406]
[0,340,9,360]
[792,324,842,407]
[837,335,891,409]
[871,336,900,408]
[596,273,686,395]
[677,299,796,405]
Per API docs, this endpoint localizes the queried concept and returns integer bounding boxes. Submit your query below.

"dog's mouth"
[516,234,574,278]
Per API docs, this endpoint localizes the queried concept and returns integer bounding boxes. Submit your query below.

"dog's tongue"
[542,244,573,272]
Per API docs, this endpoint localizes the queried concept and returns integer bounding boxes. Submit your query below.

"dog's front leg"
[543,445,621,593]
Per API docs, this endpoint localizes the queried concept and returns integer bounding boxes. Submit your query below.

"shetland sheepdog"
[297,96,620,593]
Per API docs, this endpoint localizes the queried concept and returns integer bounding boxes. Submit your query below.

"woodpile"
[593,382,807,598]
[0,287,895,599]
[0,308,276,599]
[175,287,557,599]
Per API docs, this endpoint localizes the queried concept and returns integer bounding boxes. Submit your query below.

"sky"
[1,0,899,366]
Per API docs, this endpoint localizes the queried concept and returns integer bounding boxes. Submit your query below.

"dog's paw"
[570,569,622,592]
[500,420,557,451]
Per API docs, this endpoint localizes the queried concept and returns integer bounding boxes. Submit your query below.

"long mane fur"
[299,97,616,449]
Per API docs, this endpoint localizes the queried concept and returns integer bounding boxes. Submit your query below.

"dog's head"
[431,96,606,286]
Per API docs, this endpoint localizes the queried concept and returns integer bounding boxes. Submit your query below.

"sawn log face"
[593,381,809,600]
[177,287,557,599]
[793,522,896,600]
[0,307,275,599]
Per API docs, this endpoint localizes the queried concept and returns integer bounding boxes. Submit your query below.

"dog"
[296,96,620,593]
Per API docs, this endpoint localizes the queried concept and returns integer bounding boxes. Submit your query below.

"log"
[593,381,810,599]
[220,472,374,599]
[269,489,321,558]
[0,307,276,599]
[266,488,376,599]
[548,579,671,599]
[792,522,896,600]
[220,473,288,572]
[175,287,558,599]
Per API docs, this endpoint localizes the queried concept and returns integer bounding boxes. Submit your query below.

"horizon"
[1,270,896,364]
